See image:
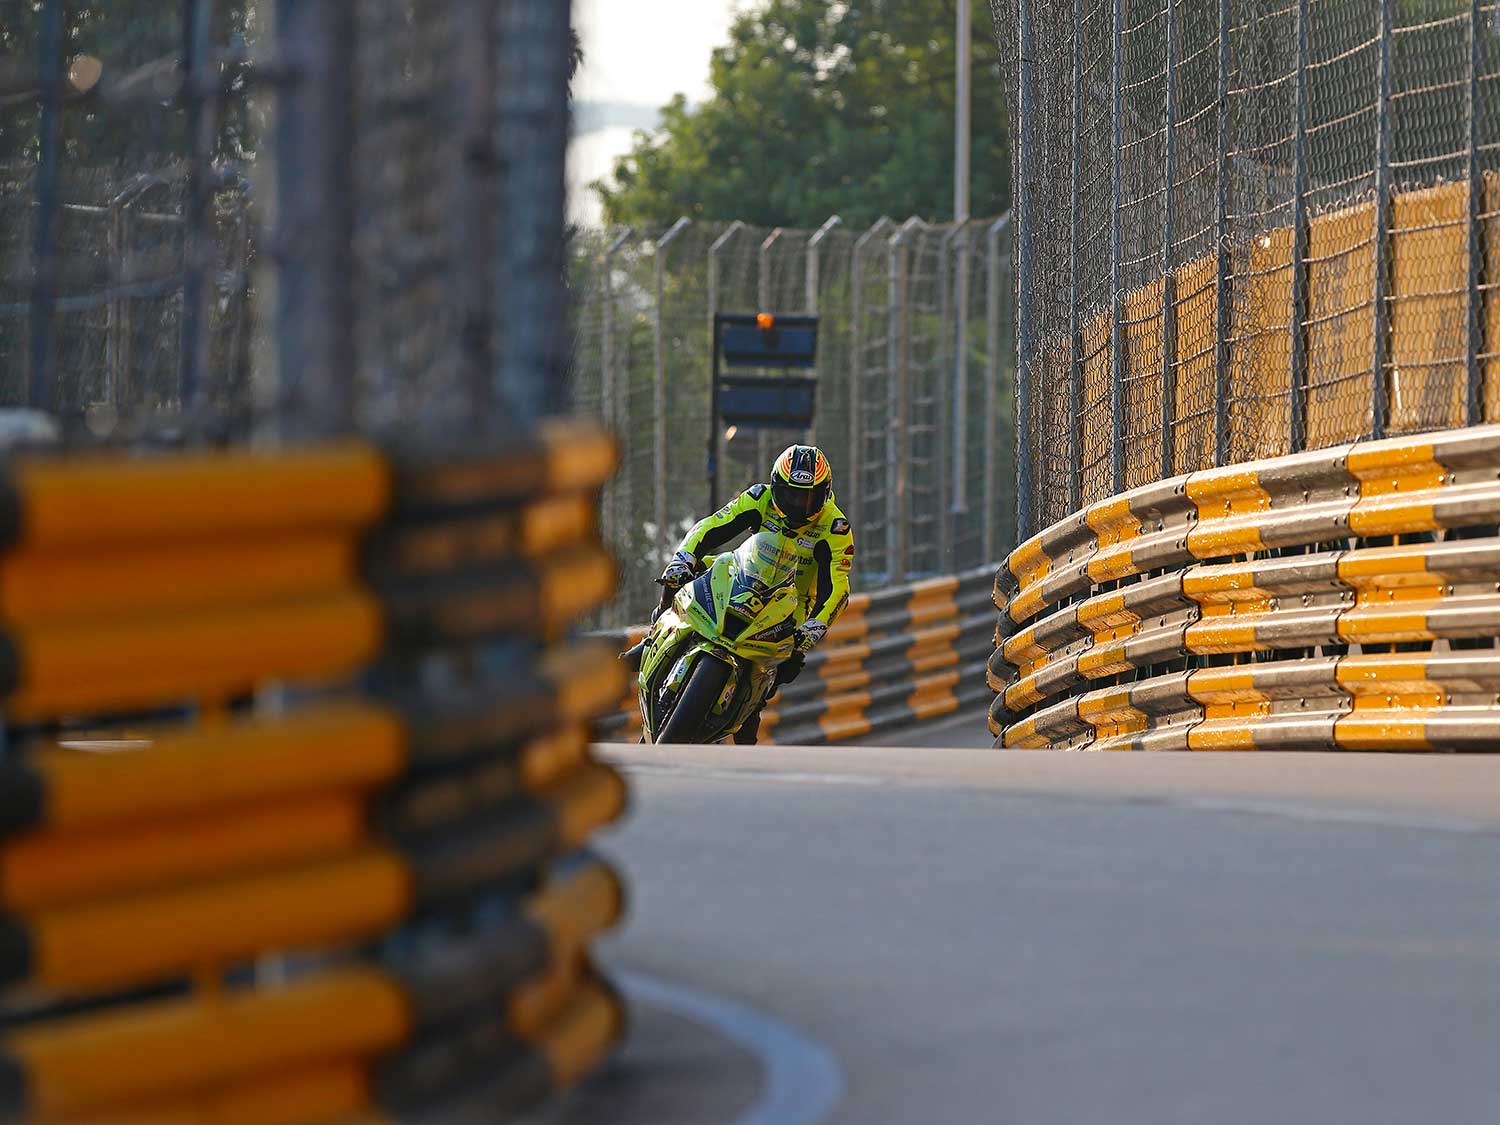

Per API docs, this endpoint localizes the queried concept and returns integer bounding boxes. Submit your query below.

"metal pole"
[1213,0,1231,465]
[1067,0,1084,513]
[952,222,973,521]
[179,0,221,420]
[984,214,1012,563]
[890,218,924,580]
[953,0,973,535]
[708,222,747,506]
[601,226,632,556]
[1372,0,1393,438]
[106,199,124,407]
[850,217,893,539]
[1109,0,1126,493]
[759,228,784,311]
[707,222,745,510]
[655,217,692,567]
[938,225,958,569]
[495,0,574,422]
[807,216,842,313]
[956,0,973,233]
[758,228,784,464]
[29,0,66,412]
[1159,0,1179,480]
[274,0,357,436]
[454,0,498,431]
[1288,0,1311,453]
[1467,0,1484,425]
[807,216,841,449]
[1016,0,1038,540]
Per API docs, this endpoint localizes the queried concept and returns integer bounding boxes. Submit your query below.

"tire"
[656,655,734,745]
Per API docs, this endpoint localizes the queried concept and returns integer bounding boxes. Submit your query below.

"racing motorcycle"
[634,530,800,744]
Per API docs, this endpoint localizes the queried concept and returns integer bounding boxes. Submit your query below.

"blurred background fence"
[571,215,1018,625]
[1,0,571,442]
[992,0,1500,537]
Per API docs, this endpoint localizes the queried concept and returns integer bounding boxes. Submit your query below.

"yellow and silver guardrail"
[990,424,1500,752]
[0,421,629,1123]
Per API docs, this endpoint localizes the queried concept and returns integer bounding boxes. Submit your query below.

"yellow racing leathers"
[678,483,855,649]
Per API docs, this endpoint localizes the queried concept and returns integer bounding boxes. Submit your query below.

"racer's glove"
[659,550,700,590]
[794,621,827,654]
[775,651,805,687]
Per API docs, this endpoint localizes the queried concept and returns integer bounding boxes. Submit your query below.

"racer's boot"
[621,639,646,675]
[734,704,763,746]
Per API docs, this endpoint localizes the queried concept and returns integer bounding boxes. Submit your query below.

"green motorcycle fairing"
[639,531,801,743]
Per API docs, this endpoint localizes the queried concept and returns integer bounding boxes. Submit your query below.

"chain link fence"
[994,0,1500,537]
[571,216,1018,626]
[2,0,571,443]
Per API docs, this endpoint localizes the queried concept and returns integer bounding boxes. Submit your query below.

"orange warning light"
[757,313,775,330]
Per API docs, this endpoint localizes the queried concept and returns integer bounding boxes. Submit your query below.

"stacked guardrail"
[599,568,994,745]
[0,423,628,1122]
[990,425,1500,753]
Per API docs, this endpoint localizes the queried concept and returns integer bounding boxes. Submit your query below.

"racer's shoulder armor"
[818,499,852,538]
[746,483,768,500]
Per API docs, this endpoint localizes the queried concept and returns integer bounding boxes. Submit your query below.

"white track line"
[618,971,845,1125]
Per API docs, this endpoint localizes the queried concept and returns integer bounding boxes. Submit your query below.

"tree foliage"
[595,0,1008,229]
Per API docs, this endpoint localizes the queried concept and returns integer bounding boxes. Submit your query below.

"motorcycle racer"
[657,444,855,743]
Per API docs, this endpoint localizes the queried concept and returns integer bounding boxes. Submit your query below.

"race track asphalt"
[539,733,1500,1125]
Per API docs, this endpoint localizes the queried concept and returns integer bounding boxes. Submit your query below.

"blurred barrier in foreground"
[0,424,628,1122]
[990,424,1500,753]
[598,569,994,746]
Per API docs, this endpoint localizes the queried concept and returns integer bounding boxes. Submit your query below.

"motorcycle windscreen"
[731,531,798,597]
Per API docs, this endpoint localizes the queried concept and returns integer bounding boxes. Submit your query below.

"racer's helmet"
[770,445,832,528]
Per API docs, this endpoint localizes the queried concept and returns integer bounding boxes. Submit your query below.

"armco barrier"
[990,424,1500,753]
[0,421,629,1122]
[599,567,996,745]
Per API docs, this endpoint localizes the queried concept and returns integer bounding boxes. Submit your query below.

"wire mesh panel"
[569,213,1019,610]
[993,0,1500,531]
[0,1,256,438]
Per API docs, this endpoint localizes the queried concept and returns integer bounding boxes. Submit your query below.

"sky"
[570,0,741,224]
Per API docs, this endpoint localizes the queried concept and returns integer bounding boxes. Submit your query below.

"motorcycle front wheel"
[655,655,733,744]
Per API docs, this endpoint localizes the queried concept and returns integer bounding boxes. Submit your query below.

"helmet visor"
[772,478,827,526]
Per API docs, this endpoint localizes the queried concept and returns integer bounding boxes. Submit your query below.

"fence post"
[274,0,357,436]
[1288,0,1311,453]
[850,217,894,541]
[1017,0,1038,540]
[807,216,841,450]
[1159,0,1179,480]
[1371,0,1393,439]
[601,226,633,566]
[495,0,573,422]
[937,225,958,569]
[985,214,1012,563]
[179,0,221,419]
[1067,0,1084,513]
[757,228,786,467]
[106,199,125,408]
[1468,0,1485,425]
[29,0,66,412]
[708,221,746,509]
[654,217,692,567]
[952,222,973,527]
[889,218,924,581]
[1213,0,1232,465]
[453,0,499,431]
[807,216,842,313]
[1109,0,1126,493]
